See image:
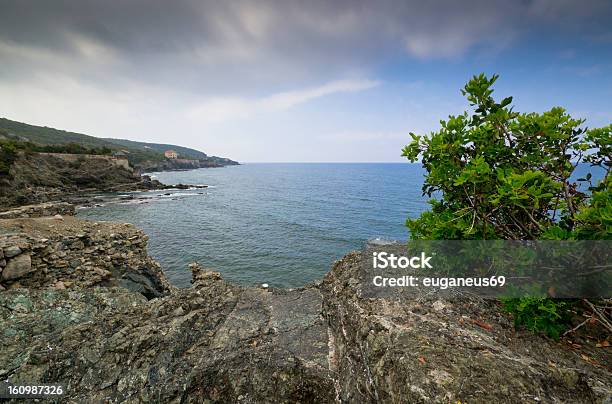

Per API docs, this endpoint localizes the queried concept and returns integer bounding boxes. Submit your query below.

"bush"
[403,74,610,338]
[0,141,17,176]
[502,298,572,340]
[0,139,115,177]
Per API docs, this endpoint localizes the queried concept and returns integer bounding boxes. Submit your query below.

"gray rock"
[321,253,612,403]
[0,218,609,403]
[0,202,76,219]
[3,246,22,258]
[0,217,172,296]
[69,259,81,269]
[1,254,33,280]
[2,268,334,403]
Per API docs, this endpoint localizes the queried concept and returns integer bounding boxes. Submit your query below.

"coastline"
[0,150,217,210]
[0,202,610,402]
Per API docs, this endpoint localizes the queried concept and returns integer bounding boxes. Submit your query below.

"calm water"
[77,163,430,287]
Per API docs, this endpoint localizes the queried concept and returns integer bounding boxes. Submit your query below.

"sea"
[76,162,604,288]
[77,163,430,287]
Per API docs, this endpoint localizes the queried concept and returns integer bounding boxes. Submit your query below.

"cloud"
[1,0,609,92]
[188,79,379,123]
[325,131,406,142]
[0,0,610,162]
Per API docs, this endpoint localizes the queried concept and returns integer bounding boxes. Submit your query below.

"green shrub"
[0,141,17,176]
[502,298,572,340]
[403,74,610,337]
[0,139,116,176]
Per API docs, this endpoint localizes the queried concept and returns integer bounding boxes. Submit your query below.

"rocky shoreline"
[0,203,610,403]
[67,184,209,209]
[0,151,212,209]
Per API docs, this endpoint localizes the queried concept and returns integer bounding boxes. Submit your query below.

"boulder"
[3,246,22,258]
[1,254,33,281]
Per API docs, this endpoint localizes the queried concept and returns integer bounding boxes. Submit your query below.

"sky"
[0,0,611,162]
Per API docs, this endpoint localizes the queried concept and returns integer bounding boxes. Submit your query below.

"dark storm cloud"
[0,0,610,93]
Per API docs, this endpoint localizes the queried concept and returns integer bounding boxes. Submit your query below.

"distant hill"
[0,117,117,149]
[102,138,208,160]
[0,117,237,168]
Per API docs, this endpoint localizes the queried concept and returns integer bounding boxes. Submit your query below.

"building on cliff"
[164,150,178,159]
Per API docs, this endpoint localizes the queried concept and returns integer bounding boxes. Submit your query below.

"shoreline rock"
[0,152,167,209]
[0,202,75,219]
[0,216,171,298]
[0,211,610,402]
[321,253,612,403]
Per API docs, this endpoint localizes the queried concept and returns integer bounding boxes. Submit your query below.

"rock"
[1,254,33,281]
[321,252,612,403]
[53,214,64,220]
[432,300,447,311]
[0,202,76,219]
[0,221,609,402]
[1,266,333,403]
[4,246,22,258]
[0,150,173,209]
[0,217,172,297]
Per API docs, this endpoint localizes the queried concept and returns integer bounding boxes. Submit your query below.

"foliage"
[0,140,17,176]
[105,138,209,161]
[0,138,112,155]
[0,117,232,166]
[403,74,611,338]
[0,139,112,176]
[502,298,571,340]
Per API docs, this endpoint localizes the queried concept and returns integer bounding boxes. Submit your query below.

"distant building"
[164,150,178,159]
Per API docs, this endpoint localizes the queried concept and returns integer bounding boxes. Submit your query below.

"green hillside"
[103,138,208,160]
[0,117,235,166]
[0,118,115,149]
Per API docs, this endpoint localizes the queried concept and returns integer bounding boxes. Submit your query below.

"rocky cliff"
[135,156,239,173]
[0,215,171,298]
[1,207,610,403]
[0,152,164,208]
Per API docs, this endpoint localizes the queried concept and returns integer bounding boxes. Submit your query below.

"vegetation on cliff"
[0,117,238,169]
[403,74,611,338]
[0,137,113,176]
